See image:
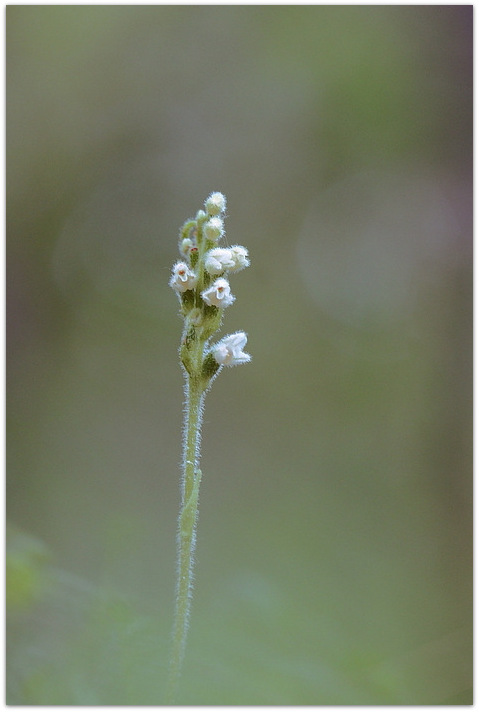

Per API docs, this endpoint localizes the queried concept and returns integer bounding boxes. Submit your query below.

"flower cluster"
[170,192,251,376]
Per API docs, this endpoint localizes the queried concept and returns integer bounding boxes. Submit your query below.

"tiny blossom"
[201,278,235,308]
[205,192,227,216]
[203,217,224,241]
[213,332,251,367]
[204,248,235,275]
[169,261,197,292]
[180,238,193,255]
[228,245,250,273]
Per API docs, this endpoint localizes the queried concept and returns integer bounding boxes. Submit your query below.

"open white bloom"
[205,191,227,216]
[205,245,250,276]
[213,332,251,367]
[169,261,197,292]
[203,217,224,241]
[201,278,235,308]
[228,245,250,272]
[204,248,235,275]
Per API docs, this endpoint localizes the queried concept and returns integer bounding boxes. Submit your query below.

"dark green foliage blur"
[7,6,472,705]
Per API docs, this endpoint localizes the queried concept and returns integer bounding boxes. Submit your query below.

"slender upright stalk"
[167,193,251,702]
[167,377,204,702]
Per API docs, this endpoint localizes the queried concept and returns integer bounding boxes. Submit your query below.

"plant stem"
[167,373,205,703]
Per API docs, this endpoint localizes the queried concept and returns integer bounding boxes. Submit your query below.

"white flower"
[169,261,197,292]
[201,278,235,308]
[228,245,250,272]
[205,192,227,216]
[204,245,250,275]
[203,217,224,241]
[204,248,235,275]
[180,238,193,255]
[213,332,251,367]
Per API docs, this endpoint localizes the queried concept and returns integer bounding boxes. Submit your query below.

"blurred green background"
[7,5,472,705]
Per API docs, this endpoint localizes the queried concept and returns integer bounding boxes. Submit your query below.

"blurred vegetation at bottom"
[7,523,471,705]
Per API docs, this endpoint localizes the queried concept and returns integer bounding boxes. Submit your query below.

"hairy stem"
[167,374,205,702]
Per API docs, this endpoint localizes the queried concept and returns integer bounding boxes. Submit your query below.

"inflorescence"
[169,192,251,382]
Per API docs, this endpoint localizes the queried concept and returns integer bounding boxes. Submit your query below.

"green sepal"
[189,248,199,269]
[200,306,222,340]
[202,352,221,381]
[204,238,218,252]
[179,343,192,375]
[180,289,195,312]
[179,325,197,375]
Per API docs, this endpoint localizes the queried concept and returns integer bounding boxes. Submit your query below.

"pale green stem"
[167,371,205,703]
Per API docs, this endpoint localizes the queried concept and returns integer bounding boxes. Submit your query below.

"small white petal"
[214,343,230,364]
[228,245,250,272]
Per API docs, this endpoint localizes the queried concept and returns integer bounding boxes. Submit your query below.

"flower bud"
[203,217,224,242]
[205,192,227,216]
[180,238,193,256]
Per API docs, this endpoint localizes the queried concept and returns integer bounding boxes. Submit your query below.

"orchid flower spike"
[167,193,251,701]
[169,191,251,378]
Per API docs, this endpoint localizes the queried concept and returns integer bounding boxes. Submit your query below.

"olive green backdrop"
[7,5,472,705]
